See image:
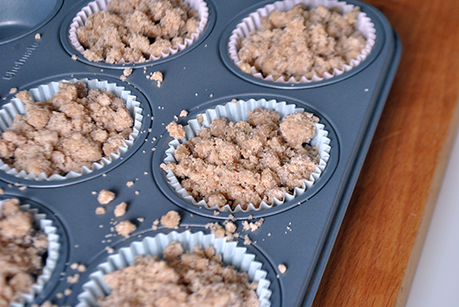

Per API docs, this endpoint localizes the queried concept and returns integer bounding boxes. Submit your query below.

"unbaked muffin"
[0,198,59,307]
[76,231,272,307]
[69,0,209,64]
[0,79,142,181]
[228,0,376,84]
[162,99,331,212]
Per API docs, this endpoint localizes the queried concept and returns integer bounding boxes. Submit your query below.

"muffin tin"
[0,0,401,306]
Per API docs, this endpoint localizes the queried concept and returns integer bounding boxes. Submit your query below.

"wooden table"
[312,0,459,306]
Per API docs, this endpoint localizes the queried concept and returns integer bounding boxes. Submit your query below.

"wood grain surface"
[312,0,459,306]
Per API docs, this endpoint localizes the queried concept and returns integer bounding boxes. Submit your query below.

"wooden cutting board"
[312,0,459,306]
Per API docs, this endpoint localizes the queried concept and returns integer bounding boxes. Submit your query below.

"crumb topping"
[162,108,320,210]
[238,4,366,81]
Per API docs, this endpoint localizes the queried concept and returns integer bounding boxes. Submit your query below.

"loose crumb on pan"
[70,262,79,270]
[278,263,287,274]
[166,121,185,139]
[205,220,238,242]
[64,288,72,296]
[95,206,106,215]
[123,68,133,77]
[71,54,78,60]
[96,241,260,307]
[114,202,127,217]
[151,71,163,87]
[0,198,49,306]
[237,4,367,81]
[161,108,319,210]
[179,110,188,117]
[67,273,80,284]
[78,264,87,272]
[0,81,134,177]
[126,180,134,187]
[115,220,137,237]
[160,210,181,229]
[243,234,252,245]
[35,33,41,40]
[77,0,201,64]
[98,190,116,205]
[105,246,115,254]
[151,218,159,230]
[242,218,264,232]
[9,87,17,94]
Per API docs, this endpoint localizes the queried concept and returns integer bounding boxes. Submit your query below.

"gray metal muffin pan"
[0,0,401,306]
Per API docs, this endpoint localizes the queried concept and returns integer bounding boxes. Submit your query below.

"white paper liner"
[69,0,209,64]
[228,0,376,84]
[0,78,143,181]
[76,231,272,307]
[0,199,60,307]
[162,99,331,213]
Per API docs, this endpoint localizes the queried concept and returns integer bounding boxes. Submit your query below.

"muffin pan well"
[0,0,401,306]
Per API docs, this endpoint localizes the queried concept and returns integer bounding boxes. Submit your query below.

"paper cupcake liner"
[76,231,272,307]
[0,78,143,181]
[228,0,376,84]
[162,99,331,213]
[0,199,60,307]
[69,0,209,64]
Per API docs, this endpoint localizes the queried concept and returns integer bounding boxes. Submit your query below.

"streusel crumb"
[242,218,264,232]
[278,264,287,274]
[123,68,133,77]
[151,71,163,87]
[115,220,136,237]
[98,190,115,205]
[67,273,80,284]
[166,121,185,139]
[114,202,127,217]
[160,210,181,229]
[179,110,188,117]
[95,206,106,215]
